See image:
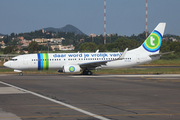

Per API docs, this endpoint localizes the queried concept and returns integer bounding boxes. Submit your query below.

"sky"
[0,0,180,36]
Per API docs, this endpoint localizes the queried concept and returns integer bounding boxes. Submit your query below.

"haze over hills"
[44,24,85,35]
[0,33,5,36]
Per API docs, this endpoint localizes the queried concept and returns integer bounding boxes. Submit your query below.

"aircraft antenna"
[146,0,148,38]
[104,0,106,44]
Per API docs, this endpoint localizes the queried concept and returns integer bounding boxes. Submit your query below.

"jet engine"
[63,65,81,73]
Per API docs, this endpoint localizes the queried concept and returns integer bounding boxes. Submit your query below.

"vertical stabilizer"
[142,23,166,53]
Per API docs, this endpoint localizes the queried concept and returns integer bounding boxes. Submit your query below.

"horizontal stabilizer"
[149,51,174,57]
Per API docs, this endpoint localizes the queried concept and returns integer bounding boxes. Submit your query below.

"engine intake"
[63,65,81,73]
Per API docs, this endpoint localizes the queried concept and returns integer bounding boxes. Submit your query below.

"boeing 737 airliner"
[4,23,171,75]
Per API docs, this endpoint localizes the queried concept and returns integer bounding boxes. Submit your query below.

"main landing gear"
[19,72,23,76]
[82,70,92,75]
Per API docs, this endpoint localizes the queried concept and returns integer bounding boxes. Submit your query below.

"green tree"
[160,42,170,52]
[79,42,97,52]
[105,43,116,51]
[97,43,106,52]
[3,46,12,54]
[169,42,180,53]
[10,33,15,37]
[3,46,18,54]
[28,41,39,53]
[119,38,138,51]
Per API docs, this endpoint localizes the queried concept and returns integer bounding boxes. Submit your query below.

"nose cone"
[3,62,9,68]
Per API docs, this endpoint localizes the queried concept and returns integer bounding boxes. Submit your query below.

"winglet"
[119,48,128,60]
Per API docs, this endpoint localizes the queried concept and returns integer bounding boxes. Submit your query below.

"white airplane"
[3,23,172,75]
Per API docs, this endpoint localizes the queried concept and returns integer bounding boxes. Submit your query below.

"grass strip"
[92,68,180,74]
[1,68,180,75]
[143,59,180,66]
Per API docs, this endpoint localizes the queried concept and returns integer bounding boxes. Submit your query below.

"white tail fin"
[142,23,166,53]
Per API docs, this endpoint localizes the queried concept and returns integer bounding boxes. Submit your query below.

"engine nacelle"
[63,65,81,73]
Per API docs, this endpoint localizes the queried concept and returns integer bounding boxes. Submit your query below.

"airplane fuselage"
[3,23,166,75]
[5,50,160,71]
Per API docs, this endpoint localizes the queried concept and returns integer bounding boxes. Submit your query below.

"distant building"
[33,38,65,44]
[59,45,75,51]
[51,45,59,51]
[19,39,31,44]
[17,36,24,40]
[170,37,177,42]
[38,43,47,46]
[89,33,96,37]
[33,38,45,43]
[162,37,168,41]
[19,40,31,48]
[42,28,45,34]
[21,43,29,48]
[42,28,50,35]
[107,33,114,37]
[51,44,75,51]
[80,39,84,42]
[0,36,4,39]
[1,45,6,49]
[50,38,62,43]
[0,41,5,46]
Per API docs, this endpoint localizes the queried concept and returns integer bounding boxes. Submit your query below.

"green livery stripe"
[45,53,49,70]
[37,53,49,70]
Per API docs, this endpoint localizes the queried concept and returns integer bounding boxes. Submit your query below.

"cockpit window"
[10,59,18,61]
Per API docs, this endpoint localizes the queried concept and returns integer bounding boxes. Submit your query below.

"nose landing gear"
[14,70,23,76]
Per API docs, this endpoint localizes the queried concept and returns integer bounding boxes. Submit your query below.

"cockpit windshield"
[10,59,18,61]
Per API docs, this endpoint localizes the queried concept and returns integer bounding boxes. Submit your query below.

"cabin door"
[23,56,28,65]
[136,55,140,63]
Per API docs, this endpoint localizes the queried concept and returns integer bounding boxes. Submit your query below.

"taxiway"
[0,74,180,120]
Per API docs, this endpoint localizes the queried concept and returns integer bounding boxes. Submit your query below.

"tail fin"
[142,23,166,53]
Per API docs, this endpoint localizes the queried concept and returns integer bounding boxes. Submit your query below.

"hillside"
[0,33,5,36]
[44,24,85,35]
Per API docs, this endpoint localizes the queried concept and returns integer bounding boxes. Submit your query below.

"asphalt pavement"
[0,74,180,120]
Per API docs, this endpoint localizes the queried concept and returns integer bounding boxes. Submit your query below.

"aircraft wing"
[79,48,128,69]
[149,51,174,57]
[79,60,109,68]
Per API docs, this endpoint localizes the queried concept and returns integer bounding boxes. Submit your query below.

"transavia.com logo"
[69,66,75,72]
[143,30,162,52]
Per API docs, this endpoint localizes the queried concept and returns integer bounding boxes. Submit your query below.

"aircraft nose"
[3,62,9,67]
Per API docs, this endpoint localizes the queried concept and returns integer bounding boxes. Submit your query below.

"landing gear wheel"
[19,72,23,76]
[82,70,92,75]
[87,71,92,75]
